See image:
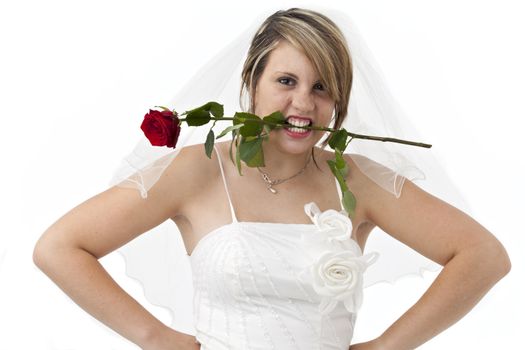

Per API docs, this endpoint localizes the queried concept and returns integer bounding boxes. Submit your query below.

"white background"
[0,0,523,348]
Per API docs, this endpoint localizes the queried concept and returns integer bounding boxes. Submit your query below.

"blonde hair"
[241,8,353,133]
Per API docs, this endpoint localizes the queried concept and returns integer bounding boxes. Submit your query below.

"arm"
[347,157,511,350]
[33,146,209,349]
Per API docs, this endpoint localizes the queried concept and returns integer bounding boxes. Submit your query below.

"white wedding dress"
[188,148,377,350]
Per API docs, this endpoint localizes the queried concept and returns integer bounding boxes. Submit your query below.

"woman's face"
[253,40,335,155]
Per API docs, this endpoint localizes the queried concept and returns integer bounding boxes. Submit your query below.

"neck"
[256,140,316,179]
[228,136,321,179]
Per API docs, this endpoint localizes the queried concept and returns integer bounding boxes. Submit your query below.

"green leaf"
[342,190,357,218]
[185,108,211,126]
[183,101,223,126]
[340,163,349,178]
[262,111,285,129]
[334,150,345,168]
[239,137,263,166]
[153,105,170,112]
[327,159,337,172]
[262,124,271,140]
[233,112,255,124]
[234,112,263,137]
[205,129,215,159]
[217,124,243,139]
[245,143,264,167]
[202,101,224,119]
[327,159,348,192]
[328,155,355,217]
[328,129,349,151]
[242,120,263,137]
[327,159,342,180]
[334,149,349,177]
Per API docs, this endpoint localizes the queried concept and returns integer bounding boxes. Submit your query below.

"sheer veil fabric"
[108,7,468,335]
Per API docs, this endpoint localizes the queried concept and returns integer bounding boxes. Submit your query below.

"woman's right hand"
[141,326,200,350]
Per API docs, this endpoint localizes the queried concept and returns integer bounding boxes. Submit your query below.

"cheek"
[319,101,336,126]
[254,90,289,115]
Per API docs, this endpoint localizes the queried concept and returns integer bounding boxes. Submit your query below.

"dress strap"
[214,146,238,223]
[334,177,345,212]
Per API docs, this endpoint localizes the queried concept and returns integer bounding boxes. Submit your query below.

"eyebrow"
[275,71,321,84]
[275,71,299,79]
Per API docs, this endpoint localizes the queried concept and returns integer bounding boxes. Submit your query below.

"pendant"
[267,185,277,194]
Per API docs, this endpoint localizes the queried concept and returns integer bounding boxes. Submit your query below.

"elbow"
[33,231,64,272]
[497,244,512,278]
[33,230,95,274]
[32,235,50,271]
[490,239,511,278]
[475,239,512,281]
[454,237,511,287]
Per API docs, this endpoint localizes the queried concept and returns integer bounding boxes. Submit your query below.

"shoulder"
[341,152,402,222]
[340,152,437,229]
[314,147,389,191]
[164,143,219,181]
[313,148,375,206]
[339,153,505,267]
[152,142,222,214]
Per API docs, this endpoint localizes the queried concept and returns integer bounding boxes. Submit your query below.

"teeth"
[288,127,308,133]
[287,117,311,127]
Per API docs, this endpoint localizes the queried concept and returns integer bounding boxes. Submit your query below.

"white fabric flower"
[304,202,353,243]
[310,250,378,314]
[301,202,380,315]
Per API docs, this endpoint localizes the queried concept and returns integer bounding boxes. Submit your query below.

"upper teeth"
[287,117,311,127]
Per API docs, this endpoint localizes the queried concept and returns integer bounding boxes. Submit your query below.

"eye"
[313,82,325,91]
[278,77,295,86]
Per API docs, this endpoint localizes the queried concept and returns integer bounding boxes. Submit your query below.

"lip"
[283,115,313,139]
[284,128,312,139]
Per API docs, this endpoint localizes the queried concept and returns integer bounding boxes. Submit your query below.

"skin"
[33,40,511,350]
[252,40,335,165]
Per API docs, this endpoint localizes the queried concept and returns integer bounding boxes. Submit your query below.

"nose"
[291,88,315,113]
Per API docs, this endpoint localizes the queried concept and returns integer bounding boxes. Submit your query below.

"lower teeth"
[288,127,307,133]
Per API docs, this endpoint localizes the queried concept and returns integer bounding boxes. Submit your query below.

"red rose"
[140,109,181,148]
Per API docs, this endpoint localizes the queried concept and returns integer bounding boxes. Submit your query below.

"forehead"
[264,40,319,78]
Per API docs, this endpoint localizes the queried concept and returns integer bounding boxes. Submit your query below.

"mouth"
[284,116,313,133]
[283,116,313,139]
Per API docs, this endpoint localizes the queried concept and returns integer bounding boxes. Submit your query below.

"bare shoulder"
[341,153,399,199]
[158,142,221,213]
[341,152,509,267]
[33,143,220,260]
[316,149,384,200]
[312,148,374,193]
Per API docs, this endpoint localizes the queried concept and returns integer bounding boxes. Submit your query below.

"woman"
[33,8,511,349]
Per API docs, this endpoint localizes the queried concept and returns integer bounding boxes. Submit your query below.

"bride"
[32,8,510,350]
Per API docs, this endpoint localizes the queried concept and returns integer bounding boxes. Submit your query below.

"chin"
[270,130,321,155]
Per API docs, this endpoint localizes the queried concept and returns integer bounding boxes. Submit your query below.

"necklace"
[257,154,312,194]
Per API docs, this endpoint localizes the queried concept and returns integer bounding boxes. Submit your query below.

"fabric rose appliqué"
[301,202,379,315]
[305,202,354,243]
